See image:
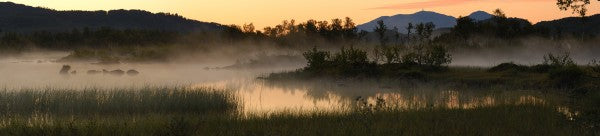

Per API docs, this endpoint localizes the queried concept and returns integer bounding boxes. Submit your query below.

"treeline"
[224,17,359,46]
[297,44,451,78]
[0,28,179,52]
[436,9,598,48]
[2,8,598,58]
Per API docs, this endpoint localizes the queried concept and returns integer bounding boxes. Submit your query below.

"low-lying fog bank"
[451,37,600,66]
[0,52,303,90]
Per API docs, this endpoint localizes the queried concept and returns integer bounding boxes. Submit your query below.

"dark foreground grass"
[0,105,593,136]
[0,87,595,135]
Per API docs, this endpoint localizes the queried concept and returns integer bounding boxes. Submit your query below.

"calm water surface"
[0,54,567,114]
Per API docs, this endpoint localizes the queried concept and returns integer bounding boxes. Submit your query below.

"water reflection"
[0,55,569,116]
[195,79,558,113]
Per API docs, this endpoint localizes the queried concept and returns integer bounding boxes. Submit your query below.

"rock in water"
[127,69,139,76]
[109,69,125,76]
[87,70,101,75]
[59,65,71,75]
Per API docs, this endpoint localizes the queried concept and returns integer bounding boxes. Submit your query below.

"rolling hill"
[357,10,493,33]
[0,2,225,33]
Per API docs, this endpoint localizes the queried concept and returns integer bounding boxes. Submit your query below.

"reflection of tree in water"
[260,79,562,110]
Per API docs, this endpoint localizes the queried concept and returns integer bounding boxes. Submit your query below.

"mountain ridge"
[356,10,494,33]
[0,2,225,33]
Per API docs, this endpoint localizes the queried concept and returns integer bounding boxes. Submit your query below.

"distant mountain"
[357,11,456,33]
[357,11,499,33]
[0,2,225,33]
[468,11,493,21]
[534,14,600,36]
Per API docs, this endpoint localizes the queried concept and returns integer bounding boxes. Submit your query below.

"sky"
[4,0,600,29]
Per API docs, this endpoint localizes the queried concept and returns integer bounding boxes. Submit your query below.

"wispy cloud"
[370,0,474,10]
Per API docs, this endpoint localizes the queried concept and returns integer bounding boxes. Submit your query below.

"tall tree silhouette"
[374,20,388,46]
[406,23,414,43]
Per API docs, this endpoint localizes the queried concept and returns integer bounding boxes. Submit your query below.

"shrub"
[381,46,401,64]
[423,44,452,67]
[400,52,419,65]
[530,64,554,73]
[332,46,368,65]
[303,46,330,71]
[543,52,575,67]
[588,59,600,74]
[488,62,529,72]
[548,65,584,88]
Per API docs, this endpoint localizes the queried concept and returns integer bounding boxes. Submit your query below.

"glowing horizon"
[3,0,599,29]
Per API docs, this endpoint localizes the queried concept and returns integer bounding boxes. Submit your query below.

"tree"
[415,22,435,43]
[392,27,400,45]
[358,30,368,43]
[406,23,414,41]
[424,44,452,67]
[243,23,255,34]
[454,16,476,39]
[556,0,597,40]
[492,9,506,18]
[374,20,388,46]
[303,19,319,37]
[343,17,357,41]
[330,18,344,41]
[557,0,598,17]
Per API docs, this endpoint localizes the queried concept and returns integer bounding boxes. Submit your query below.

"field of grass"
[0,104,594,135]
[0,87,238,116]
[0,87,596,135]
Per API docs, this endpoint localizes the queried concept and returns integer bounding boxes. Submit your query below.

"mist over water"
[451,37,600,66]
[0,44,584,113]
[0,52,298,89]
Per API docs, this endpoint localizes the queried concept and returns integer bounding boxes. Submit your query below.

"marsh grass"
[1,105,588,136]
[225,105,588,136]
[0,102,597,135]
[0,87,238,116]
[0,87,595,135]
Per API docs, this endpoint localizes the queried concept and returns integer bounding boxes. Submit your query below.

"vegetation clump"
[488,62,529,72]
[0,87,238,116]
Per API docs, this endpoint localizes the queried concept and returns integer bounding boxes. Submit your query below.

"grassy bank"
[0,105,593,135]
[0,87,595,135]
[265,47,600,91]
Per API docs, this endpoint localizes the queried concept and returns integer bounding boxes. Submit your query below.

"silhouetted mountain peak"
[468,11,493,21]
[413,10,440,15]
[357,11,456,33]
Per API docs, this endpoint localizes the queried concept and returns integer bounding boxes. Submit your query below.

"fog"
[451,36,600,66]
[0,36,597,112]
[3,36,600,89]
[0,51,302,90]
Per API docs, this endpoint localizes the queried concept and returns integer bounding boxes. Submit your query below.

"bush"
[548,65,584,88]
[303,47,330,71]
[588,59,600,74]
[332,46,368,65]
[488,62,529,72]
[530,64,554,73]
[423,44,452,67]
[543,52,575,67]
[400,52,419,65]
[381,46,401,64]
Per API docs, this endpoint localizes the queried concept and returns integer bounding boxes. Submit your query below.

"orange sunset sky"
[4,0,600,29]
